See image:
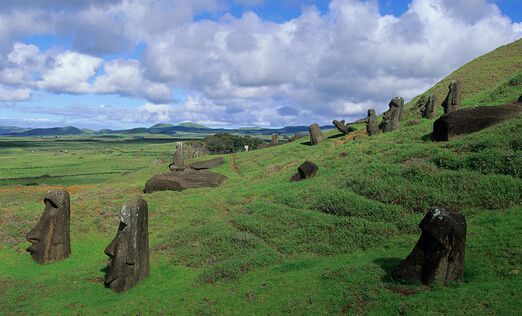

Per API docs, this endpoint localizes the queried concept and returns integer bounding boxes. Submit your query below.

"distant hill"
[13,126,86,136]
[0,126,29,135]
[177,122,209,129]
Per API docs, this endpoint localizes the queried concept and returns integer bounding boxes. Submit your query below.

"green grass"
[1,40,522,314]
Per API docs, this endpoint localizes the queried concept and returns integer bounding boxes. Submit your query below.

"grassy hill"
[0,40,521,314]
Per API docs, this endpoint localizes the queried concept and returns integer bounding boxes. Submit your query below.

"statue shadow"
[421,132,433,142]
[299,141,312,146]
[373,257,402,282]
[327,133,345,139]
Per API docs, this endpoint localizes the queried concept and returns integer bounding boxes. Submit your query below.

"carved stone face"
[104,198,149,292]
[26,190,71,264]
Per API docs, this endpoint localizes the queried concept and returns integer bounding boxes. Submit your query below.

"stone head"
[26,190,71,264]
[104,198,149,292]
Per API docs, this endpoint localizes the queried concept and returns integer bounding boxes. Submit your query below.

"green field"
[1,41,521,315]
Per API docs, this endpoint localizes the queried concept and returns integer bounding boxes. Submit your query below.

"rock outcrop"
[392,207,466,285]
[441,80,462,114]
[309,123,324,145]
[26,190,71,264]
[189,157,225,170]
[365,109,380,136]
[432,102,522,141]
[144,169,228,193]
[290,161,318,181]
[379,97,403,132]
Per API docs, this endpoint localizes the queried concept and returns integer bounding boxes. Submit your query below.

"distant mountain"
[3,123,335,137]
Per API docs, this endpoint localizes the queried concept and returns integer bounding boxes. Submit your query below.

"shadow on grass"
[327,133,345,139]
[299,141,312,146]
[373,257,402,282]
[421,132,433,142]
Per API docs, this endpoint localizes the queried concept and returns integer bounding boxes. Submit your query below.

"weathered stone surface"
[365,109,380,136]
[271,133,279,145]
[26,190,71,264]
[392,207,466,285]
[309,123,324,145]
[379,97,403,132]
[332,120,356,135]
[189,157,225,170]
[288,133,303,142]
[441,80,462,114]
[432,102,522,141]
[144,169,228,193]
[104,199,149,292]
[421,94,437,119]
[290,161,318,182]
[171,141,210,168]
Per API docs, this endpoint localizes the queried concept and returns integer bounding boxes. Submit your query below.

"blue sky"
[0,0,521,129]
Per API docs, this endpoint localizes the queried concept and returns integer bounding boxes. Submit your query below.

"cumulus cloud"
[0,84,31,101]
[0,0,521,128]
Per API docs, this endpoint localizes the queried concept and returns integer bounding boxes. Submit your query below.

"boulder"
[441,80,462,114]
[332,120,356,135]
[379,97,403,132]
[365,109,380,136]
[309,123,324,145]
[26,190,71,264]
[421,94,437,119]
[189,157,225,170]
[144,169,228,193]
[290,161,318,181]
[392,207,466,284]
[432,102,522,141]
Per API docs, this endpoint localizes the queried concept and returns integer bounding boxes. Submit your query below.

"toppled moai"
[379,97,404,132]
[104,198,150,292]
[392,207,466,285]
[290,161,318,181]
[271,133,279,145]
[420,94,437,119]
[309,123,324,145]
[332,120,356,135]
[441,80,462,114]
[365,109,380,136]
[26,190,71,264]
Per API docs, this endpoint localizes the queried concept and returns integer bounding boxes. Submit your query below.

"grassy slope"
[1,41,522,314]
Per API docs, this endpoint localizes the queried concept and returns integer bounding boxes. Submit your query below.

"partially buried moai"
[104,198,150,292]
[26,190,71,264]
[309,123,324,145]
[392,207,466,285]
[271,133,279,145]
[442,80,462,114]
[379,97,403,132]
[421,94,437,119]
[365,109,380,136]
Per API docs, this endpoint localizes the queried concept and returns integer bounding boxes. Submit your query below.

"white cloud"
[0,84,31,101]
[37,51,102,94]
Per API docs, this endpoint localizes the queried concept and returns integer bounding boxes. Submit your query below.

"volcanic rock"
[290,161,318,181]
[189,157,225,170]
[144,169,228,193]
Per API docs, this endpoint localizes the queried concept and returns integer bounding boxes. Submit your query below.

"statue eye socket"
[44,198,58,208]
[118,221,128,231]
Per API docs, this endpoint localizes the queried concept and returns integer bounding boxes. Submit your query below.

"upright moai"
[379,97,403,132]
[271,133,279,145]
[244,145,249,152]
[104,198,150,292]
[309,123,324,145]
[365,109,380,136]
[392,207,466,284]
[26,190,71,264]
[442,80,462,114]
[172,142,184,167]
[421,94,437,119]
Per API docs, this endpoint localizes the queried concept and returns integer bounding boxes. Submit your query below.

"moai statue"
[379,97,403,132]
[365,109,380,136]
[332,120,356,135]
[244,145,249,152]
[172,142,184,167]
[104,198,150,292]
[26,190,71,264]
[290,161,318,182]
[392,207,466,284]
[442,80,462,114]
[271,133,279,145]
[309,123,324,145]
[420,94,437,119]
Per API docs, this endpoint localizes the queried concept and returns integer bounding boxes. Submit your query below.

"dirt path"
[229,155,240,176]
